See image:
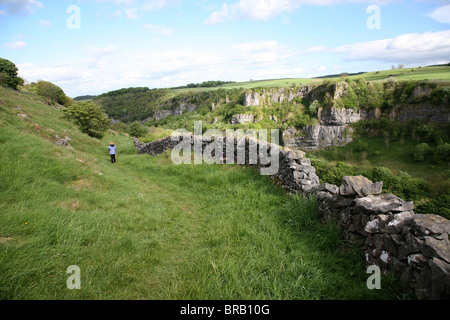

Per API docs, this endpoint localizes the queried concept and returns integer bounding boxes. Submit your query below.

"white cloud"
[4,41,27,50]
[429,4,450,24]
[89,0,182,19]
[143,24,175,35]
[335,30,450,64]
[0,0,44,16]
[307,45,327,53]
[39,20,51,27]
[205,0,381,24]
[232,40,293,66]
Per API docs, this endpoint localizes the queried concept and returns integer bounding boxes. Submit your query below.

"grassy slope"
[0,87,412,300]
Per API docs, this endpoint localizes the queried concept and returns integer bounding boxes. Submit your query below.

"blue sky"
[1,0,450,97]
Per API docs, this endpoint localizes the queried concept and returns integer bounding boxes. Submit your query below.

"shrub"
[62,101,111,138]
[321,162,361,185]
[435,143,450,163]
[413,143,431,162]
[368,166,394,183]
[416,195,450,219]
[36,81,72,106]
[129,121,148,138]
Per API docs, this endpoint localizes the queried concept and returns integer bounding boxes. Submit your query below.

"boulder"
[355,194,414,214]
[412,214,450,238]
[422,237,450,264]
[340,176,376,197]
[319,183,339,195]
[387,211,415,233]
[360,181,383,197]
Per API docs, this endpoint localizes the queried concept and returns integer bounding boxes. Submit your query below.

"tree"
[62,101,111,138]
[0,58,24,90]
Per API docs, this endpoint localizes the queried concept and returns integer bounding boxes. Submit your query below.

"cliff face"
[283,125,354,151]
[241,83,448,151]
[243,86,317,106]
[153,102,197,121]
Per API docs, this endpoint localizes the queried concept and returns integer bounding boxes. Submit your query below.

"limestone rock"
[422,237,450,264]
[360,181,383,197]
[412,214,450,238]
[339,176,375,197]
[387,211,415,234]
[231,114,255,125]
[355,194,414,214]
[319,183,339,195]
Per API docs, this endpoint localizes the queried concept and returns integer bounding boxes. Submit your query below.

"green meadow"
[0,87,412,300]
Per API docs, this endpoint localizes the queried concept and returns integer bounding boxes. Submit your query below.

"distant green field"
[169,65,450,94]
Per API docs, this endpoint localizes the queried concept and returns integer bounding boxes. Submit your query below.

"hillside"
[0,87,412,299]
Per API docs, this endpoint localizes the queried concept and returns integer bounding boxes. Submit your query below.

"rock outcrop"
[231,114,255,125]
[153,102,197,121]
[282,125,353,151]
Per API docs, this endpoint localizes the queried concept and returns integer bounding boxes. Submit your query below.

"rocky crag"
[133,134,450,300]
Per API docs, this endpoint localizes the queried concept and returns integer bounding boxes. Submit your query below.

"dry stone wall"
[133,135,450,300]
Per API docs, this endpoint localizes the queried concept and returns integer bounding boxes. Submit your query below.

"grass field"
[168,65,450,94]
[0,87,413,300]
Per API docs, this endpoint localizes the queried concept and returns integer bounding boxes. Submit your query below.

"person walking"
[108,142,117,164]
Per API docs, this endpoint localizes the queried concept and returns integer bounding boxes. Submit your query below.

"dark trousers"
[111,154,116,164]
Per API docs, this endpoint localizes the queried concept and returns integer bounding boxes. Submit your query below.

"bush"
[435,143,450,163]
[62,101,111,138]
[36,81,72,106]
[413,143,431,162]
[321,162,361,186]
[129,121,148,138]
[368,166,394,183]
[416,195,450,219]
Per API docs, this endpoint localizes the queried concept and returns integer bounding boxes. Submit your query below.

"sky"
[1,0,450,97]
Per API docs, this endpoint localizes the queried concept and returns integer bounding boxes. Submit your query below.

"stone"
[319,183,339,195]
[360,181,383,197]
[422,237,450,264]
[285,149,306,160]
[397,245,410,261]
[339,176,374,196]
[429,258,450,300]
[373,234,384,251]
[390,234,405,246]
[412,214,450,238]
[387,211,415,233]
[405,232,423,253]
[231,114,255,125]
[355,194,415,215]
[320,105,361,126]
[365,219,386,234]
[56,139,69,146]
[407,253,428,268]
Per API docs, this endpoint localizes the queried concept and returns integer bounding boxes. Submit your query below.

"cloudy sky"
[1,0,449,97]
